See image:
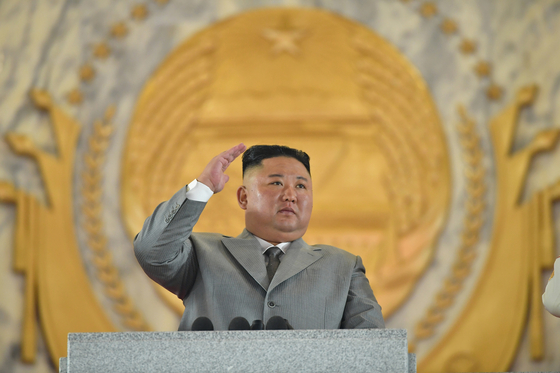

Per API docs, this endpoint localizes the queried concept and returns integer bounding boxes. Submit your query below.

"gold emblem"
[121,8,451,318]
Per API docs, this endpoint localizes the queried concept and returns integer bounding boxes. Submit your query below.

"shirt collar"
[254,235,291,255]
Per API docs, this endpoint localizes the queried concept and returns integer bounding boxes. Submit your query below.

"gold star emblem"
[474,61,491,78]
[460,39,477,54]
[131,4,149,20]
[420,2,438,18]
[111,22,129,38]
[262,14,307,56]
[79,64,95,83]
[67,88,83,105]
[440,18,458,35]
[486,83,503,101]
[93,43,111,59]
[262,27,306,55]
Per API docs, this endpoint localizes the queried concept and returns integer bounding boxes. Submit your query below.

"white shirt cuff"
[185,179,213,202]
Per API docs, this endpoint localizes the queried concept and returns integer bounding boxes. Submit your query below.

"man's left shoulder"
[309,243,357,261]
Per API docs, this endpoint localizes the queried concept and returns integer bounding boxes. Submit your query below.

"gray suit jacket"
[134,186,385,330]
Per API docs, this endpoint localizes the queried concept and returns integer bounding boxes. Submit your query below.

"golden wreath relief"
[121,8,451,318]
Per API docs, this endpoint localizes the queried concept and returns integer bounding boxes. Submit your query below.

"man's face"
[237,156,313,244]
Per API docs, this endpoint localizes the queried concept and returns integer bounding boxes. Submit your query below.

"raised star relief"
[262,27,307,56]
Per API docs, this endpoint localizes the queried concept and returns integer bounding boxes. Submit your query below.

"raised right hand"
[197,143,246,193]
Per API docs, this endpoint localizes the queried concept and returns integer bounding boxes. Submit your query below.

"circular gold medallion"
[122,8,450,317]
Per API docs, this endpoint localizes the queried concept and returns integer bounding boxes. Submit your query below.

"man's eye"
[271,181,282,186]
[297,184,306,189]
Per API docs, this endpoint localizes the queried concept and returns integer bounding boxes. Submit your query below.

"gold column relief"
[2,90,116,368]
[419,86,560,372]
[121,8,451,322]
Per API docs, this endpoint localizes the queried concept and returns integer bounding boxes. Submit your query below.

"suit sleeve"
[341,255,385,329]
[133,186,206,299]
[543,256,560,317]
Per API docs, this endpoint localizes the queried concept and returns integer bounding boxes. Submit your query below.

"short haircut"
[242,145,311,176]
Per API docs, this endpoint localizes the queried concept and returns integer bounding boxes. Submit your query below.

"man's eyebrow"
[267,174,308,182]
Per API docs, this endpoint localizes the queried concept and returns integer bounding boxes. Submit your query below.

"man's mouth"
[279,207,295,215]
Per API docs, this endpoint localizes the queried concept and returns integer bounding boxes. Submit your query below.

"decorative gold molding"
[93,42,111,59]
[79,64,95,82]
[411,105,486,349]
[131,4,149,21]
[440,18,458,35]
[487,82,503,101]
[420,2,438,18]
[111,21,129,39]
[474,61,491,78]
[66,88,83,105]
[402,1,504,101]
[67,2,168,105]
[460,39,477,55]
[81,106,152,331]
[418,85,560,371]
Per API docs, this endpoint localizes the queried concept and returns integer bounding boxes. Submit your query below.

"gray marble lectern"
[60,329,416,373]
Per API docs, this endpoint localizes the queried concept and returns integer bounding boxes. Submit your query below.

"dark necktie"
[265,247,283,282]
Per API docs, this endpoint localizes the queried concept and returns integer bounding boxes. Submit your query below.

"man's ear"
[237,186,248,210]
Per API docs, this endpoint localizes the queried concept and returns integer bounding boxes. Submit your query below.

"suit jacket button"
[267,301,275,308]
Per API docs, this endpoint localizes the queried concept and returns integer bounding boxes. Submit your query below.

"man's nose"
[282,186,297,202]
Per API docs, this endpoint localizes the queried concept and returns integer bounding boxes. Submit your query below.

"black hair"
[242,145,311,176]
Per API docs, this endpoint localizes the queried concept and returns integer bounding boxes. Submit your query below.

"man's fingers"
[223,143,246,161]
[198,143,246,193]
[220,143,246,167]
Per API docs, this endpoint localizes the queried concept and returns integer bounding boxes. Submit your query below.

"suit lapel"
[222,230,269,291]
[269,238,323,291]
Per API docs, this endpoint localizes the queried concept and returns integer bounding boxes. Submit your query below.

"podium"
[59,329,416,372]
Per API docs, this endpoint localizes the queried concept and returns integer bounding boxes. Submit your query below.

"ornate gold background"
[1,1,560,372]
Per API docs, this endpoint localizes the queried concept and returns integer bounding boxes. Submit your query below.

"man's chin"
[273,226,307,241]
[247,220,308,242]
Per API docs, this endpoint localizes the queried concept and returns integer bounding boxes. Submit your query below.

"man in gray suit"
[134,143,385,330]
